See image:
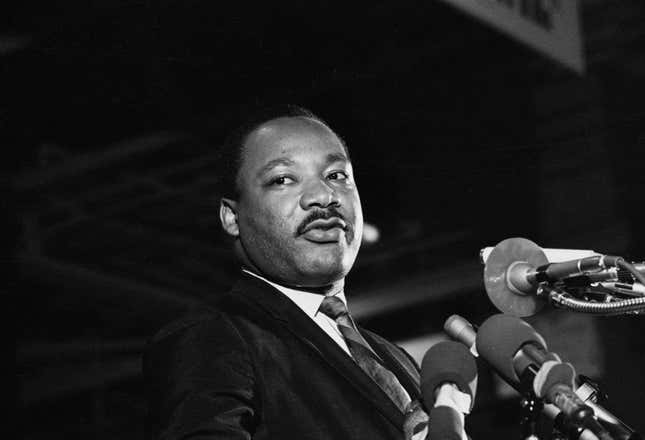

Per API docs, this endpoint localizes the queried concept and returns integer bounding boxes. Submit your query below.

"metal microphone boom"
[480,237,645,317]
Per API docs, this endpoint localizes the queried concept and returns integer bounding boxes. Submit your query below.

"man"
[144,106,428,439]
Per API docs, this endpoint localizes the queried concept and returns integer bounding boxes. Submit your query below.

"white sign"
[438,0,585,74]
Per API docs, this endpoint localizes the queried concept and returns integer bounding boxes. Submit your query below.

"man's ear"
[219,197,240,237]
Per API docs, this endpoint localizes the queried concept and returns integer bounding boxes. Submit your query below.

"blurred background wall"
[8,1,645,438]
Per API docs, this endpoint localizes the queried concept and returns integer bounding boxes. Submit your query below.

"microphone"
[444,314,599,439]
[480,237,624,316]
[475,315,596,424]
[445,315,641,440]
[477,314,615,440]
[427,406,465,440]
[421,340,477,440]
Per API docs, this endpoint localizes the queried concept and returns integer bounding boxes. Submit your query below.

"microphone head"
[421,340,477,410]
[444,315,476,349]
[476,314,546,384]
[483,237,548,317]
[428,406,464,440]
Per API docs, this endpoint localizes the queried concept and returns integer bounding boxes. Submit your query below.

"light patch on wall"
[362,221,380,245]
[395,333,449,366]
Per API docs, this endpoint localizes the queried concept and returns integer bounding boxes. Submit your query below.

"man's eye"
[328,171,349,180]
[270,176,295,186]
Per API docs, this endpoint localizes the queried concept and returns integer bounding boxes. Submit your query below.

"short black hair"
[216,104,349,199]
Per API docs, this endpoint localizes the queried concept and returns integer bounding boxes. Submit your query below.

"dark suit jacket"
[144,272,422,439]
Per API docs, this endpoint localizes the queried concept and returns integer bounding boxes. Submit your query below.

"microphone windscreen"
[427,406,464,440]
[421,341,477,409]
[476,314,546,384]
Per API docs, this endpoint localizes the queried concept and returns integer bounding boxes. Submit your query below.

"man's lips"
[300,217,347,242]
[301,217,347,234]
[302,228,344,242]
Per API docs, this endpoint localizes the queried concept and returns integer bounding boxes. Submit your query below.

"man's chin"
[293,260,350,287]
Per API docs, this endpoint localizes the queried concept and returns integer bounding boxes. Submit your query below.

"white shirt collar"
[242,269,348,318]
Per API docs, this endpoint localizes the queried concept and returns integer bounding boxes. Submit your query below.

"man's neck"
[235,239,345,296]
[241,267,344,296]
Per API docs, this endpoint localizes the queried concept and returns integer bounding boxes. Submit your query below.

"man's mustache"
[296,207,353,239]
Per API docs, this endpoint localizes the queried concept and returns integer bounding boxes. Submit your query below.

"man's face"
[224,116,363,287]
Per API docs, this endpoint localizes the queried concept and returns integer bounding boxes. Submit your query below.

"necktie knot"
[318,295,349,320]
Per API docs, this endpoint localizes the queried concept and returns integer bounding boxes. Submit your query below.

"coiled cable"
[548,289,645,315]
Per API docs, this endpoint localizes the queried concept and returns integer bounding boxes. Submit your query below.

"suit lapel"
[361,328,422,401]
[228,273,406,429]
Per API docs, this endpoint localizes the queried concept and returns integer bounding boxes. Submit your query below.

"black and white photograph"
[9,1,645,439]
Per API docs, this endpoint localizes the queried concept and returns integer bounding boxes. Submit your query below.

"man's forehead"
[252,115,333,141]
[243,116,348,163]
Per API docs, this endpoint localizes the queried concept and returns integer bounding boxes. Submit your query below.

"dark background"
[8,1,645,438]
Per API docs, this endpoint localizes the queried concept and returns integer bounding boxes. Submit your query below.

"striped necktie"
[318,295,428,439]
[318,295,412,412]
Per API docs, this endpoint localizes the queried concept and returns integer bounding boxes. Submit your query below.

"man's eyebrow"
[257,157,296,176]
[326,153,349,164]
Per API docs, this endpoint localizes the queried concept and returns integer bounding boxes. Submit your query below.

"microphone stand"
[518,387,544,440]
[516,372,642,440]
[574,377,641,440]
[517,367,589,440]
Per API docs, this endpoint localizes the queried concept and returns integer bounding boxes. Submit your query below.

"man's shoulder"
[143,299,258,377]
[147,275,273,346]
[149,307,221,344]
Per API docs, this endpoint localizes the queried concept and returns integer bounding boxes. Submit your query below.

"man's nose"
[299,178,340,209]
